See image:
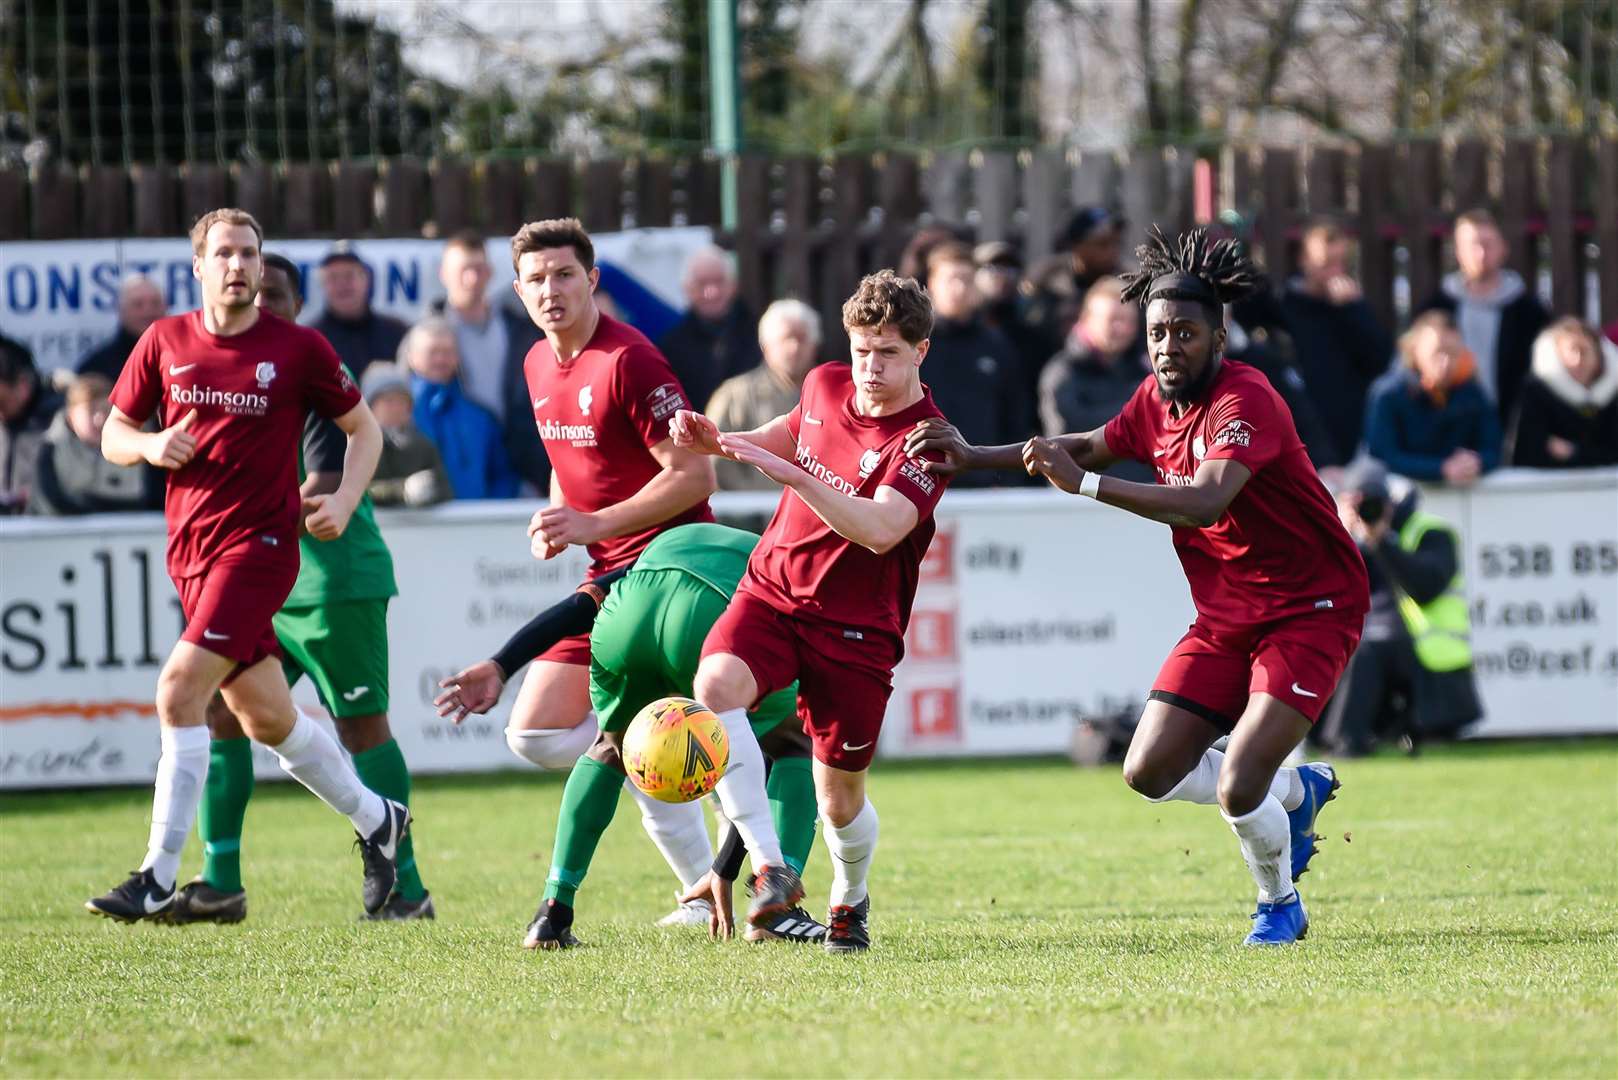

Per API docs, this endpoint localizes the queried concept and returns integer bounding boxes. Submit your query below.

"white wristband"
[1079,471,1102,499]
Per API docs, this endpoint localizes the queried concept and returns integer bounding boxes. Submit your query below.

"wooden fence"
[2,137,1614,345]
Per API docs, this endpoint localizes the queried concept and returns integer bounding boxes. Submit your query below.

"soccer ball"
[623,696,729,803]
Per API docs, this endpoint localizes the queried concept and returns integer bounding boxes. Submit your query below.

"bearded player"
[87,210,410,922]
[907,228,1363,945]
[672,270,952,953]
[507,218,722,920]
[167,253,432,925]
[433,522,826,948]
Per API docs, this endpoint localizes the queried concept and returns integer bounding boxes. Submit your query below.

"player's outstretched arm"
[304,401,382,541]
[1025,435,1252,529]
[670,409,796,461]
[904,419,1119,475]
[433,569,629,722]
[103,406,198,469]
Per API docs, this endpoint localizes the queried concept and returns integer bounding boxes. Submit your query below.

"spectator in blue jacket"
[1365,311,1501,486]
[401,317,520,500]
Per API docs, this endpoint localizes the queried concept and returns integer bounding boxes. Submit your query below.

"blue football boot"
[1288,763,1340,881]
[1244,893,1308,946]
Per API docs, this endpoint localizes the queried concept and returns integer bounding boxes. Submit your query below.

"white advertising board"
[2,473,1614,789]
[0,228,711,373]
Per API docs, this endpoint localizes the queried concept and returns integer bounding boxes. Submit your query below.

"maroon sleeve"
[109,324,165,424]
[301,329,362,419]
[616,343,693,449]
[876,447,950,520]
[1200,378,1287,473]
[1101,380,1152,463]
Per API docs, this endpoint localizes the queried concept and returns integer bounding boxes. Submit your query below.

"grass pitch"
[2,740,1614,1078]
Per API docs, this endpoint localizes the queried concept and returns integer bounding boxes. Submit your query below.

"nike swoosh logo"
[143,892,170,914]
[803,413,823,425]
[533,396,549,408]
[1291,683,1320,699]
[203,630,229,641]
[841,740,872,752]
[342,686,369,702]
[170,363,197,375]
[376,811,399,861]
[1153,449,1168,457]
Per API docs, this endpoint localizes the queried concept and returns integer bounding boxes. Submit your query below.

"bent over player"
[434,523,825,948]
[86,209,409,922]
[908,228,1365,945]
[673,270,952,952]
[169,253,432,925]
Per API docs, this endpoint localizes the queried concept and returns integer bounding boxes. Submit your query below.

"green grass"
[2,741,1615,1078]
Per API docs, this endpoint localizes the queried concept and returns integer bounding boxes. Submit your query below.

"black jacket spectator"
[77,328,143,383]
[1418,272,1549,424]
[1278,278,1391,460]
[0,334,62,513]
[924,315,1029,487]
[1038,339,1153,484]
[311,308,410,384]
[429,298,548,490]
[1227,325,1343,471]
[658,301,762,419]
[1508,322,1618,469]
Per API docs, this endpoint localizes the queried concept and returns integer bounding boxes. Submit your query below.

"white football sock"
[825,798,879,908]
[140,724,211,890]
[707,707,784,870]
[626,781,713,891]
[505,715,598,771]
[271,708,386,836]
[1150,748,1303,811]
[1222,796,1295,904]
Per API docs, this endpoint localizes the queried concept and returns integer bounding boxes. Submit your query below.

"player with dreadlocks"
[907,227,1368,945]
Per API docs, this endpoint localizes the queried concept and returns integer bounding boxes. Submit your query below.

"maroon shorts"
[701,590,900,772]
[176,540,298,682]
[1149,611,1364,729]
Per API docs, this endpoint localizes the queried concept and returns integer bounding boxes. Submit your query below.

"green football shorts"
[589,568,796,737]
[273,599,391,718]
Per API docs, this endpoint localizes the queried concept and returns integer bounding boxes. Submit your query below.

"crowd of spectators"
[2,205,1615,518]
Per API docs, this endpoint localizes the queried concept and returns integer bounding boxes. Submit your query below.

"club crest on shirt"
[859,448,881,477]
[578,385,594,414]
[1192,435,1207,460]
[255,361,276,389]
[1213,418,1255,448]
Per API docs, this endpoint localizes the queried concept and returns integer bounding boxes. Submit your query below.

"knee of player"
[155,670,213,723]
[1215,767,1266,817]
[1121,755,1175,801]
[692,656,753,715]
[815,775,865,828]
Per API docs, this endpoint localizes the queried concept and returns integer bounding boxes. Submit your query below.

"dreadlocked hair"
[1118,226,1260,309]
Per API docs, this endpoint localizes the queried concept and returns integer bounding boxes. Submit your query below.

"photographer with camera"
[1320,460,1483,756]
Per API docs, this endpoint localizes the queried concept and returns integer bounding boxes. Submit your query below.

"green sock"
[199,736,254,893]
[767,756,818,876]
[543,755,624,907]
[351,739,427,902]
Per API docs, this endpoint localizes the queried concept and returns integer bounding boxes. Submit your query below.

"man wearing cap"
[1026,207,1135,358]
[312,243,411,382]
[361,362,453,507]
[974,241,1061,417]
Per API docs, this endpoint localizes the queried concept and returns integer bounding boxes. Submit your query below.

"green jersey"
[631,521,761,595]
[282,408,398,607]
